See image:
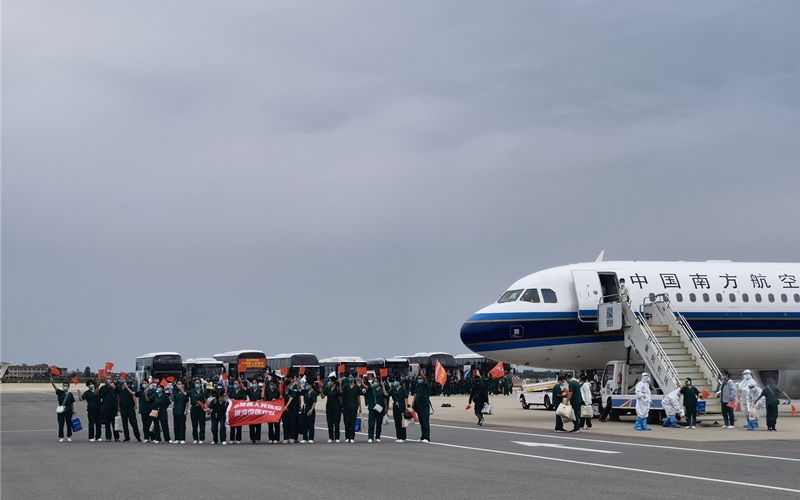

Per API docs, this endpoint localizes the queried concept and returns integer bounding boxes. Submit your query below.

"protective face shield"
[743,370,752,380]
[641,373,650,383]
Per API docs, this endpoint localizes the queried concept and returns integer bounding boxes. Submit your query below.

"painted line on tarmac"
[1,429,56,433]
[426,440,800,494]
[430,423,800,462]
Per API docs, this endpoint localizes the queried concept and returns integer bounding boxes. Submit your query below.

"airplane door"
[572,270,602,323]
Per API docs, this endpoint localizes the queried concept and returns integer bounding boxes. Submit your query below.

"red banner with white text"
[226,399,285,427]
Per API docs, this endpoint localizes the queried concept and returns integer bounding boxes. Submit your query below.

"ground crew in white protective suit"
[661,388,683,428]
[633,373,652,431]
[739,369,762,430]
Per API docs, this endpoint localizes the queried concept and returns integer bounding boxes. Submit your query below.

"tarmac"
[2,384,799,499]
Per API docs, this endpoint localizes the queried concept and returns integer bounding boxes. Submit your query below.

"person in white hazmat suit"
[633,373,652,431]
[739,369,762,430]
[661,388,683,428]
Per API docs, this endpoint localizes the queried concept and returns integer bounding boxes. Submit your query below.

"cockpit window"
[497,289,523,303]
[541,288,558,303]
[520,289,540,303]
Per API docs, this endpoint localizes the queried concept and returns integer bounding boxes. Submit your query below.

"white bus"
[213,350,268,381]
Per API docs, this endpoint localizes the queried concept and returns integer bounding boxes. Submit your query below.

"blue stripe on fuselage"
[460,310,800,352]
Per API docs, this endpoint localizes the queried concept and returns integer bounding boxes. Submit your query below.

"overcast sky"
[3,1,798,372]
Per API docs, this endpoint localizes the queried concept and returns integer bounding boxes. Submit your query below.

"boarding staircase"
[620,294,722,416]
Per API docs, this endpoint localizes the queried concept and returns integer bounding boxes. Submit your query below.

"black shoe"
[135,436,142,442]
[115,439,121,442]
[123,438,130,442]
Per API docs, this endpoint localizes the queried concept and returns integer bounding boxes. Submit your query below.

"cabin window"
[689,293,696,302]
[541,289,558,303]
[520,289,540,303]
[755,293,762,303]
[794,294,800,303]
[702,293,710,302]
[768,293,775,303]
[497,289,523,303]
[781,293,788,303]
[716,293,723,302]
[742,293,749,303]
[649,293,656,302]
[729,293,736,303]
[675,293,683,302]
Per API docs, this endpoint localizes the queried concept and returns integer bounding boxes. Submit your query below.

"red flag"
[434,360,447,386]
[221,373,228,381]
[166,376,175,383]
[280,367,289,376]
[727,401,737,409]
[357,366,367,376]
[72,376,80,385]
[792,405,797,416]
[120,372,127,381]
[105,362,114,372]
[701,390,710,399]
[299,366,306,375]
[50,366,61,376]
[379,368,388,377]
[489,362,504,379]
[338,364,345,374]
[197,401,207,410]
[98,369,106,378]
[159,379,168,388]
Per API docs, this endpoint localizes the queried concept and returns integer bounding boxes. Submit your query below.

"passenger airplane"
[460,257,800,393]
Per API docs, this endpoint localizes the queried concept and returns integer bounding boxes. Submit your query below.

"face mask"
[258,383,264,387]
[156,388,162,393]
[177,385,183,390]
[348,377,353,383]
[195,383,201,389]
[269,385,276,390]
[373,383,379,388]
[304,385,310,391]
[142,384,147,389]
[63,386,69,391]
[234,385,239,389]
[393,382,399,387]
[89,385,95,390]
[106,380,112,384]
[327,382,332,387]
[686,381,692,386]
[417,380,423,384]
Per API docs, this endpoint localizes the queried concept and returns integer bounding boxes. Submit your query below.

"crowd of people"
[50,370,437,445]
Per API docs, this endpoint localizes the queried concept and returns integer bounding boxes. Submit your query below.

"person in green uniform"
[755,377,792,431]
[413,373,431,443]
[148,385,172,443]
[50,376,75,442]
[388,379,409,442]
[78,379,101,441]
[552,376,566,432]
[172,381,188,444]
[301,382,317,443]
[339,375,362,443]
[137,381,155,442]
[229,378,247,443]
[264,378,281,443]
[116,379,141,442]
[188,378,208,444]
[206,388,228,445]
[99,378,120,442]
[566,374,582,433]
[247,378,264,444]
[679,378,702,429]
[363,376,386,443]
[281,377,298,443]
[321,375,342,442]
[468,376,489,426]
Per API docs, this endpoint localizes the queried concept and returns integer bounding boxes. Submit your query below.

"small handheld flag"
[465,405,471,411]
[379,368,388,377]
[299,366,306,375]
[72,376,80,385]
[434,360,447,386]
[727,401,737,409]
[489,362,504,379]
[50,366,61,376]
[197,401,207,410]
[792,405,797,416]
[159,379,168,388]
[166,376,175,383]
[221,373,228,381]
[338,364,345,374]
[120,372,127,381]
[98,369,106,378]
[701,390,710,399]
[105,362,114,372]
[280,367,289,376]
[357,366,367,376]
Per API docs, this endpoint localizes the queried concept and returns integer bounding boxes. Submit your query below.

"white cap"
[329,372,336,378]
